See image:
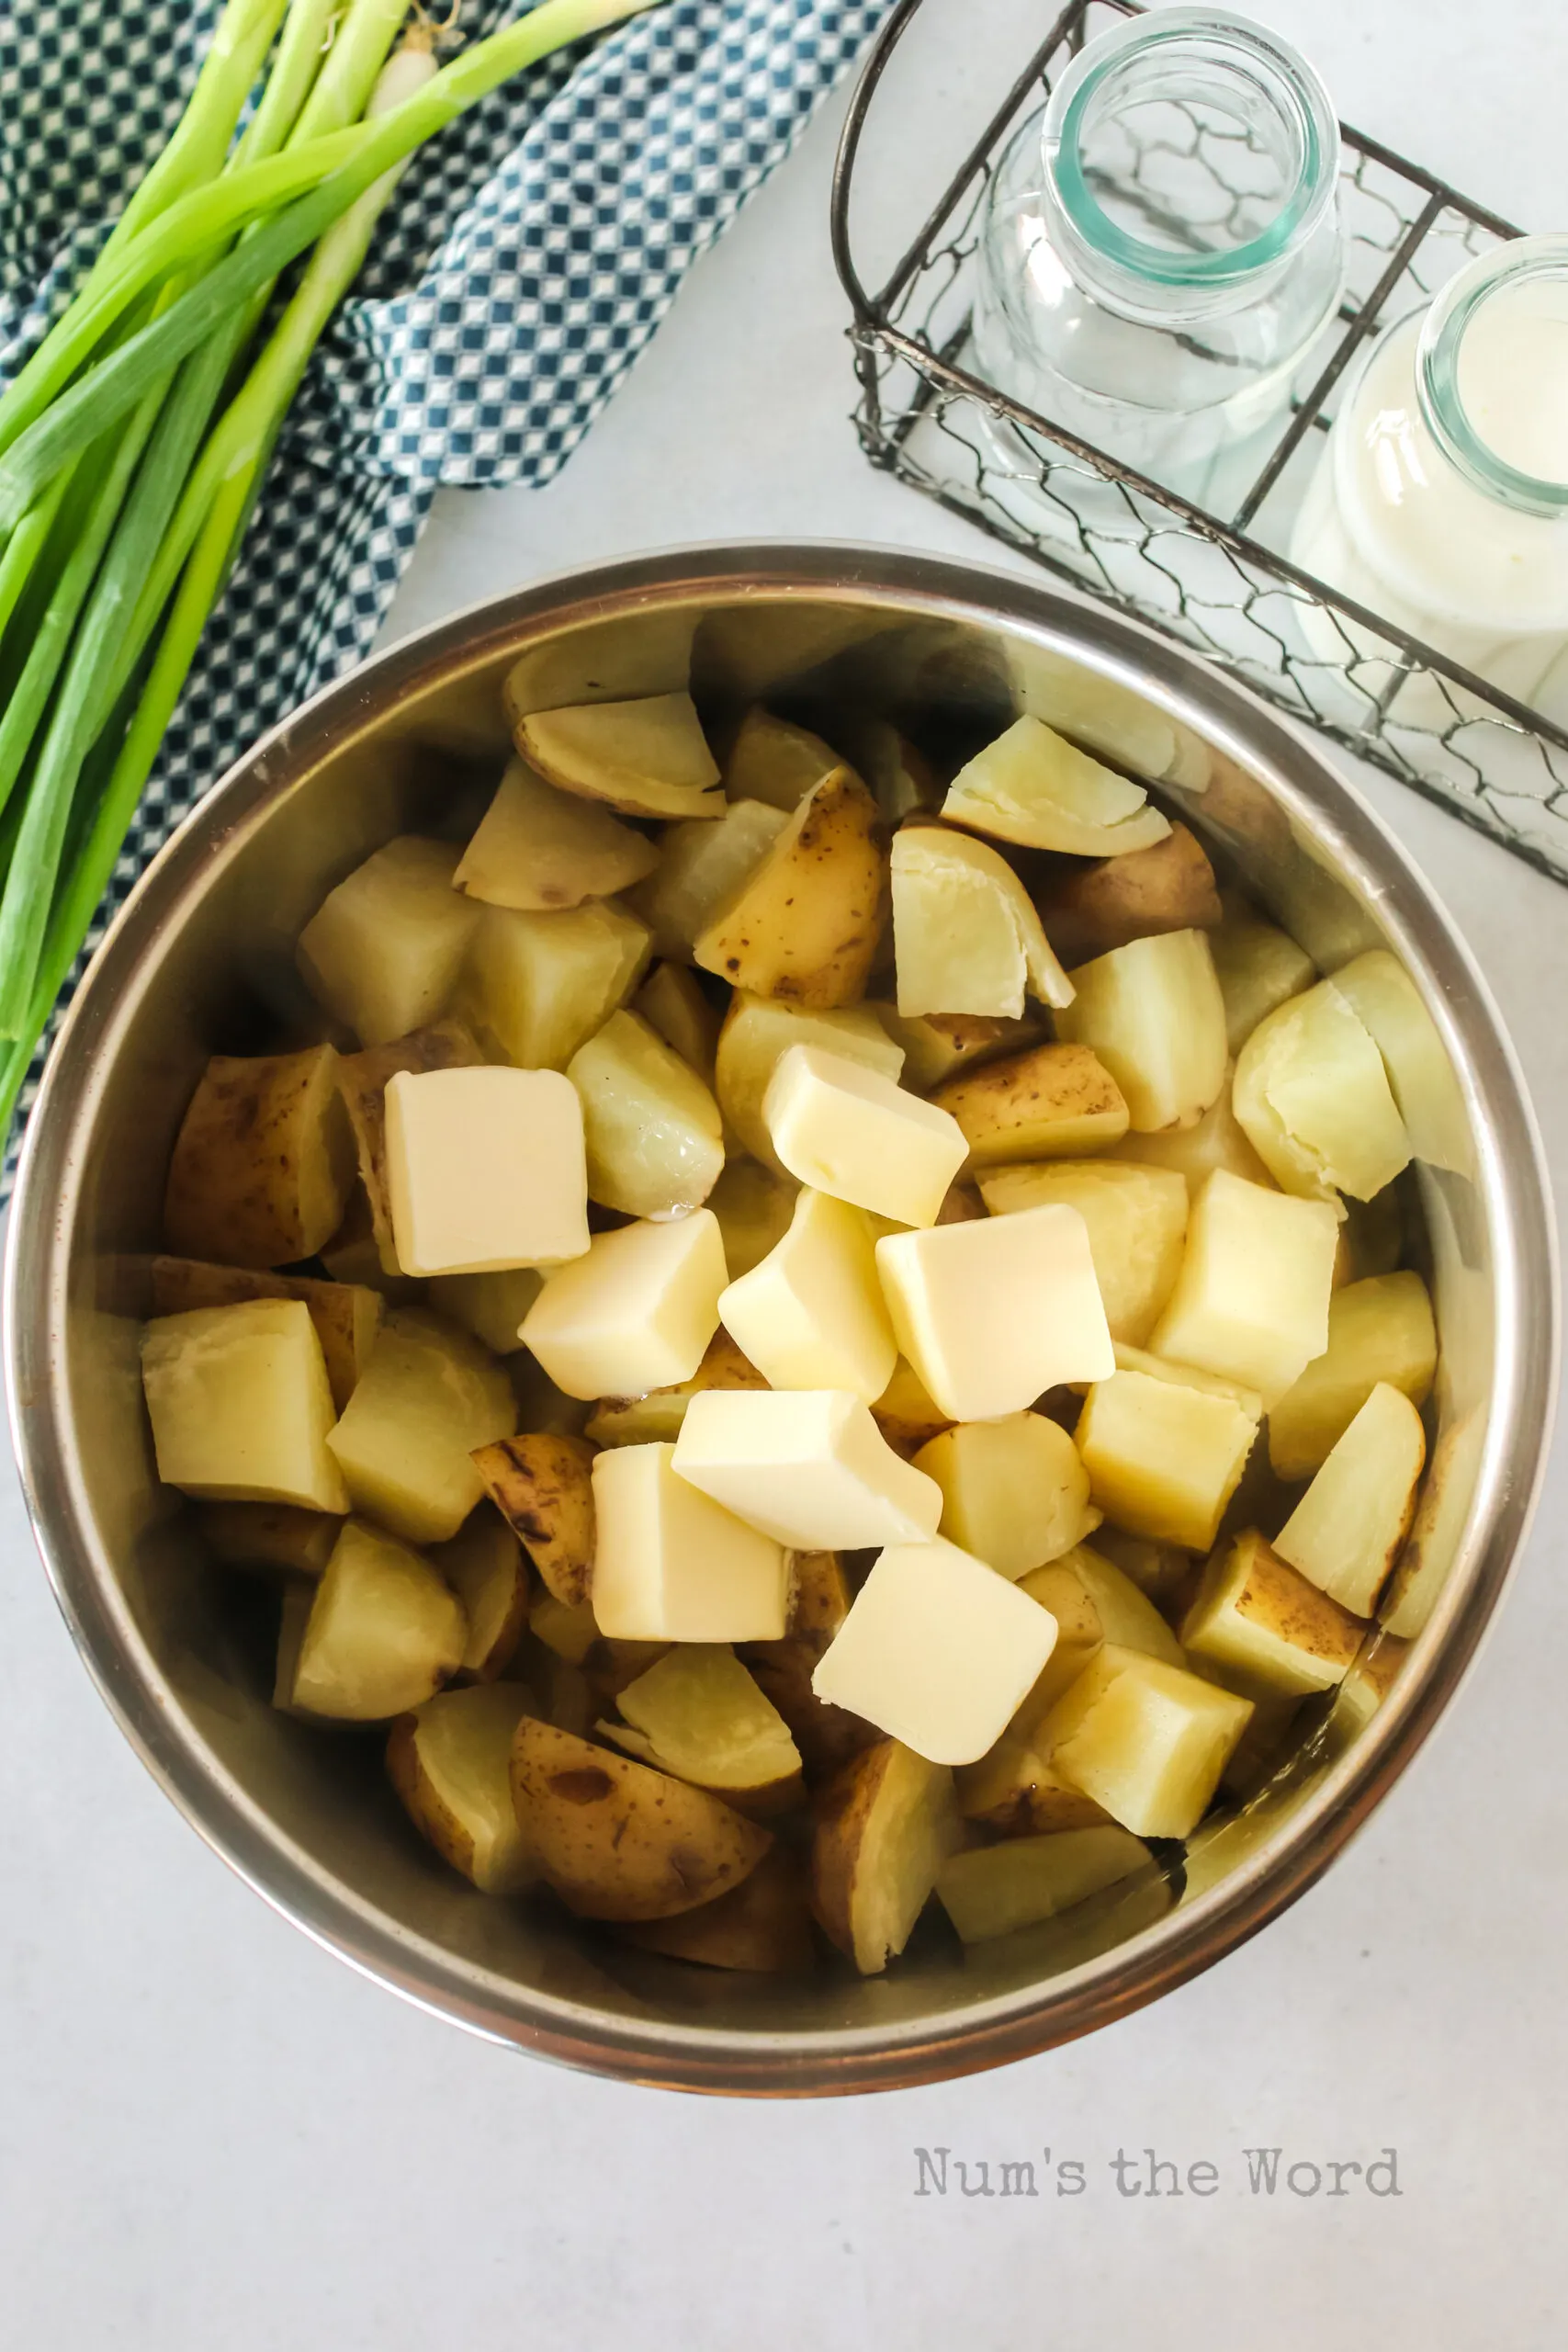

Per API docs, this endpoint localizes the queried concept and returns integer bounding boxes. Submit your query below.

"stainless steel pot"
[6,545,1555,2095]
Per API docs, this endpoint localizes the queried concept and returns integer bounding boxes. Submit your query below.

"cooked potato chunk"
[605,1645,804,1815]
[913,1412,1091,1579]
[934,1042,1128,1169]
[337,1018,485,1276]
[1209,900,1316,1053]
[740,1637,880,1781]
[1233,978,1411,1203]
[937,1826,1153,1943]
[298,837,479,1047]
[584,1329,768,1448]
[953,1735,1111,1834]
[1056,929,1227,1132]
[1268,1270,1437,1479]
[980,1159,1187,1346]
[1040,823,1221,964]
[471,1430,595,1605]
[694,766,886,1008]
[633,961,722,1080]
[1180,1529,1365,1698]
[325,1308,515,1544]
[150,1256,381,1414]
[1041,1646,1252,1838]
[510,1718,772,1919]
[721,707,841,810]
[514,691,724,820]
[810,1738,961,1973]
[529,1591,599,1665]
[462,896,651,1071]
[845,718,942,823]
[872,1006,1042,1092]
[890,823,1072,1018]
[142,1299,350,1511]
[1021,1544,1186,1684]
[568,1009,724,1219]
[1076,1365,1258,1552]
[196,1500,344,1577]
[164,1046,355,1269]
[720,1187,897,1403]
[787,1548,852,1641]
[454,759,659,910]
[705,1156,797,1278]
[715,993,903,1169]
[1110,1064,1275,1189]
[620,1846,816,1972]
[1149,1169,1338,1407]
[288,1519,466,1720]
[628,798,788,959]
[1331,948,1472,1175]
[870,1358,953,1459]
[942,716,1172,856]
[1274,1383,1426,1616]
[387,1683,537,1891]
[1090,1523,1193,1604]
[432,1509,530,1680]
[427,1265,542,1356]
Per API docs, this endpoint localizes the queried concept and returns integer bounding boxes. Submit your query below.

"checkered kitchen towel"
[0,0,894,1166]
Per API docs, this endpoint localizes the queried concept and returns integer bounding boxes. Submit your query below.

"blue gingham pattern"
[0,0,892,1168]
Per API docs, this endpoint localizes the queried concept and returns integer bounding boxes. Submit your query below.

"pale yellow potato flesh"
[809,1738,961,1974]
[1149,1168,1338,1408]
[1209,900,1316,1054]
[606,1644,803,1815]
[953,1735,1111,1834]
[936,1825,1153,1943]
[870,1358,953,1460]
[628,798,789,961]
[1268,1270,1437,1479]
[325,1308,515,1545]
[471,1430,596,1605]
[633,961,723,1080]
[431,1509,530,1680]
[1180,1528,1366,1699]
[705,1156,798,1278]
[1273,1382,1426,1616]
[693,767,886,1009]
[1041,1645,1253,1838]
[980,1157,1187,1346]
[461,896,651,1072]
[871,1006,1042,1092]
[889,823,1073,1017]
[163,1046,355,1269]
[1232,978,1411,1204]
[720,707,842,810]
[453,759,659,910]
[1109,1068,1275,1189]
[715,993,902,1170]
[297,837,480,1049]
[141,1299,350,1513]
[568,1008,725,1218]
[1331,948,1472,1176]
[515,691,724,820]
[427,1265,542,1356]
[386,1683,538,1892]
[150,1256,381,1415]
[1075,1366,1258,1553]
[913,1412,1091,1579]
[1056,929,1227,1133]
[529,1591,599,1665]
[288,1519,467,1721]
[942,715,1172,856]
[936,1042,1129,1169]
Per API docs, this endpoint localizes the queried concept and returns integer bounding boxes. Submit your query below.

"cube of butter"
[385,1065,589,1277]
[141,1298,349,1512]
[718,1187,896,1402]
[762,1045,967,1227]
[519,1209,726,1399]
[672,1389,942,1550]
[811,1537,1060,1767]
[1149,1168,1338,1407]
[874,1205,1114,1422]
[591,1442,788,1640]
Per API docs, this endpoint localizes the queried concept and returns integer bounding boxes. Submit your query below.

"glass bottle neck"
[1416,237,1568,521]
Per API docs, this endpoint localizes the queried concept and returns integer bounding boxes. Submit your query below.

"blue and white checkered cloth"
[0,0,891,1167]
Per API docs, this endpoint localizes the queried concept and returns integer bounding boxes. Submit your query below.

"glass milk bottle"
[1292,237,1568,729]
[970,8,1343,518]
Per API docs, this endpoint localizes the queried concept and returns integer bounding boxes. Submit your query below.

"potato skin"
[620,1848,817,1973]
[933,1041,1128,1167]
[510,1720,772,1921]
[387,1713,480,1883]
[472,1431,596,1604]
[164,1046,355,1268]
[693,767,887,1008]
[811,1739,961,1973]
[1041,822,1223,965]
[336,1019,484,1276]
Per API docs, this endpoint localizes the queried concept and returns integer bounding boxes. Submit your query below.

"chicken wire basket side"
[830,0,1568,884]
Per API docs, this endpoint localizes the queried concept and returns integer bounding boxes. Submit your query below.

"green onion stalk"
[0,0,660,1123]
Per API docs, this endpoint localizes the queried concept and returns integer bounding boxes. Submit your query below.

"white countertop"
[5,3,1565,2343]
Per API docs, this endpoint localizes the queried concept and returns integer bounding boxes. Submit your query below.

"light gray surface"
[4,2,1564,2343]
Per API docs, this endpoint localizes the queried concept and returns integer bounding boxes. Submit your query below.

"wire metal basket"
[831,0,1568,884]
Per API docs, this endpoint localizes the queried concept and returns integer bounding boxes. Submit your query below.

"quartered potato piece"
[298,837,480,1048]
[913,1412,1092,1579]
[529,1592,599,1666]
[454,759,659,910]
[954,1736,1112,1835]
[1273,1382,1426,1617]
[164,1046,355,1269]
[1268,1270,1437,1480]
[1056,929,1227,1133]
[1021,1544,1185,1687]
[871,1005,1042,1092]
[705,1156,798,1279]
[694,766,886,1008]
[889,824,1072,1018]
[1232,978,1411,1204]
[196,1500,344,1577]
[935,1041,1129,1168]
[620,1846,816,1972]
[1110,1064,1274,1190]
[842,717,942,824]
[741,1639,881,1781]
[590,1442,788,1643]
[1039,823,1221,965]
[721,707,842,811]
[810,1738,961,1975]
[979,1158,1187,1346]
[287,1519,467,1721]
[568,1009,724,1219]
[1075,1365,1258,1553]
[633,961,723,1080]
[387,1683,538,1893]
[869,1358,953,1460]
[1149,1169,1337,1407]
[510,1719,772,1920]
[942,715,1171,857]
[1180,1529,1366,1699]
[1040,1645,1253,1839]
[471,1430,595,1605]
[428,1266,543,1357]
[461,896,651,1072]
[325,1307,515,1545]
[1209,899,1316,1054]
[628,798,788,959]
[141,1299,349,1513]
[715,993,903,1170]
[1332,948,1472,1176]
[584,1329,768,1448]
[432,1509,530,1681]
[937,1826,1153,1944]
[786,1548,852,1642]
[150,1256,381,1414]
[337,1018,485,1276]
[513,691,725,820]
[604,1644,804,1815]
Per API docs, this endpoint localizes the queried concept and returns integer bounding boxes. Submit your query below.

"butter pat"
[591,1442,788,1640]
[672,1389,942,1549]
[718,1187,896,1401]
[812,1537,1060,1767]
[762,1045,967,1227]
[519,1209,726,1399]
[875,1205,1114,1422]
[1149,1168,1338,1407]
[385,1065,589,1277]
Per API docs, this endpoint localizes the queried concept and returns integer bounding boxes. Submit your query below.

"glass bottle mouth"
[1417,236,1568,520]
[1043,7,1339,299]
